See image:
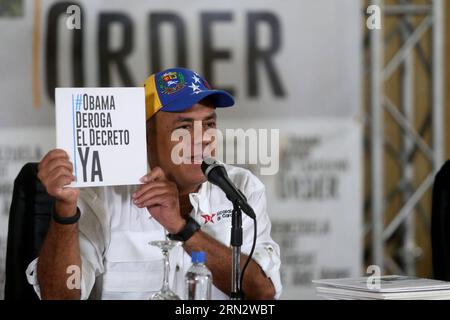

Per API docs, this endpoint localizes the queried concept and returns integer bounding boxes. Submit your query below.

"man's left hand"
[132,167,186,234]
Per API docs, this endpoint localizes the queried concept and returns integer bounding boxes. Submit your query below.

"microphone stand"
[230,200,244,300]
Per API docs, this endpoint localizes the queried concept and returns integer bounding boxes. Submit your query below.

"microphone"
[201,158,256,219]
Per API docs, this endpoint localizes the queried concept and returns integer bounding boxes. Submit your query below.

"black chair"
[431,160,450,281]
[4,162,54,300]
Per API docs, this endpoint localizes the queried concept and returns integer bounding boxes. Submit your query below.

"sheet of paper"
[55,87,147,187]
[313,275,450,293]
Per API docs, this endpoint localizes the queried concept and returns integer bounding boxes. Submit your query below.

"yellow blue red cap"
[143,67,235,120]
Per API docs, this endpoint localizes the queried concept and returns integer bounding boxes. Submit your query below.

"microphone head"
[201,158,229,184]
[201,157,218,176]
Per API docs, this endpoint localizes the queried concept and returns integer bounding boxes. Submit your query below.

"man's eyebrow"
[174,113,217,123]
[203,114,217,121]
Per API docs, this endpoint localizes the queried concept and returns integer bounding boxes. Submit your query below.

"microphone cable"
[239,213,257,299]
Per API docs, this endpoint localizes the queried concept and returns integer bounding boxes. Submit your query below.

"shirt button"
[176,265,180,272]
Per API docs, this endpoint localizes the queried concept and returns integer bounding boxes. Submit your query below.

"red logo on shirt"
[201,213,216,224]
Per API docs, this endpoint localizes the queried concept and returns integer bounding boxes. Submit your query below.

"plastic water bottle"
[185,251,212,300]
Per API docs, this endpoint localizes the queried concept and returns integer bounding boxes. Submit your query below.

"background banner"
[220,118,362,299]
[0,0,362,299]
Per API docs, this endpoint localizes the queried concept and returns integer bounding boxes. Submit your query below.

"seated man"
[26,67,282,300]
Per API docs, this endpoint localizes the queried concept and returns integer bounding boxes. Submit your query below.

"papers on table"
[313,275,450,300]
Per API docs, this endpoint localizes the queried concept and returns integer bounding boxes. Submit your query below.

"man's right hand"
[38,149,79,217]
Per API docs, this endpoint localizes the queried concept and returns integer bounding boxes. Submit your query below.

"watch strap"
[168,216,200,242]
[52,206,81,225]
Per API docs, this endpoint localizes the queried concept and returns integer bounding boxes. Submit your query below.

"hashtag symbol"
[75,94,82,110]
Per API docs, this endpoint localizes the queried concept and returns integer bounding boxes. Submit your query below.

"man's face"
[147,100,217,190]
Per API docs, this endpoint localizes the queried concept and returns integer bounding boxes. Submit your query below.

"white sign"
[55,88,147,187]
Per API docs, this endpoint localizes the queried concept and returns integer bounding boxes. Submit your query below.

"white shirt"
[26,164,282,300]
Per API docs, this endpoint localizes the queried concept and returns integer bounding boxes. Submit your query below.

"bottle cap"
[191,251,206,263]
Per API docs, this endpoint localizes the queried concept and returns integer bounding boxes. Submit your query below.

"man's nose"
[191,122,214,150]
[202,125,216,149]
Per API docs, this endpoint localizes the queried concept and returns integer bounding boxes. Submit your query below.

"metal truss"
[365,0,444,275]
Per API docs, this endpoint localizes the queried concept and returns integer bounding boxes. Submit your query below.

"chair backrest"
[431,160,450,281]
[4,162,54,300]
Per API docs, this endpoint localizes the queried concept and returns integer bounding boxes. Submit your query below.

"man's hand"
[132,167,186,234]
[37,149,79,216]
[37,149,82,299]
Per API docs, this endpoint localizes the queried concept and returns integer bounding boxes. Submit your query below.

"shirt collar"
[188,181,210,215]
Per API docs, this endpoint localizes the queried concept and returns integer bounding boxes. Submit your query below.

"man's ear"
[146,116,156,145]
[146,135,154,168]
[146,116,158,168]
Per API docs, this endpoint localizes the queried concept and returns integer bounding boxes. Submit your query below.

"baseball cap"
[143,67,235,120]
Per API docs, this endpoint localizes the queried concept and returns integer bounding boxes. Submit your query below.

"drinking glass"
[149,240,183,300]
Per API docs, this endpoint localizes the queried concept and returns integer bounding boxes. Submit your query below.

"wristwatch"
[52,205,81,225]
[167,216,201,242]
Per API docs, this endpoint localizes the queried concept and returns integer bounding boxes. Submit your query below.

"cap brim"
[160,89,234,112]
